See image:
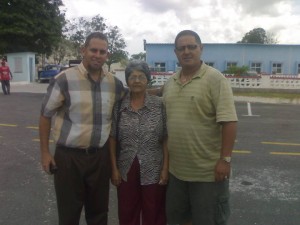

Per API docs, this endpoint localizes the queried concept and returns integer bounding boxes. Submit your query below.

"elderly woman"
[109,60,168,225]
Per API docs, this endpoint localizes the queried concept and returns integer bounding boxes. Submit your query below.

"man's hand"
[214,159,231,182]
[41,152,55,174]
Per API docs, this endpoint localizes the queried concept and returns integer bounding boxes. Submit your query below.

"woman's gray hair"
[125,60,151,84]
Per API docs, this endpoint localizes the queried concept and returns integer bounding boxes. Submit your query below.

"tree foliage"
[106,26,128,71]
[238,27,277,44]
[130,52,146,61]
[52,38,74,64]
[224,65,249,76]
[65,15,107,58]
[65,14,128,70]
[0,0,65,55]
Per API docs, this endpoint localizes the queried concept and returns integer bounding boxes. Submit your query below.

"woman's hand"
[159,169,169,185]
[111,168,122,186]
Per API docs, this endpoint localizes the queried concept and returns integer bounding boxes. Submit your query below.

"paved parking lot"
[0,84,299,225]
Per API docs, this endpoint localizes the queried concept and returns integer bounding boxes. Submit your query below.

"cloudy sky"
[61,0,300,55]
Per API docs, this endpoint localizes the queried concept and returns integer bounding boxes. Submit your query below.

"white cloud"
[61,0,300,55]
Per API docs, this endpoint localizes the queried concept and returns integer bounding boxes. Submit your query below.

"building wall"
[6,52,36,83]
[145,43,300,75]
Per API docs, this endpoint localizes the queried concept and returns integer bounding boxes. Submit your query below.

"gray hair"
[125,60,151,84]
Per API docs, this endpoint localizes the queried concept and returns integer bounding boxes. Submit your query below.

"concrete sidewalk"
[10,82,48,94]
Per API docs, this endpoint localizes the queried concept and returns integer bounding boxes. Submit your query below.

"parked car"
[37,64,61,83]
[68,59,81,67]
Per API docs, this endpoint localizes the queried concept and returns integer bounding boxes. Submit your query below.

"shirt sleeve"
[40,78,65,117]
[212,76,238,123]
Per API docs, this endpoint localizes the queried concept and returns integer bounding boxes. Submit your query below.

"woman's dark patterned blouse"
[110,93,167,185]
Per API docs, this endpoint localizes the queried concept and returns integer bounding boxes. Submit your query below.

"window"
[206,62,214,67]
[226,62,237,70]
[14,57,23,73]
[272,63,282,74]
[250,62,262,73]
[154,62,166,72]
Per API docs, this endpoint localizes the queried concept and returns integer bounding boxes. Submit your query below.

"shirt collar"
[78,62,108,79]
[120,92,152,111]
[173,61,208,81]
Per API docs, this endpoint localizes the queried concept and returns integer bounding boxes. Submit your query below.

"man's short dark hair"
[174,30,202,47]
[84,32,108,47]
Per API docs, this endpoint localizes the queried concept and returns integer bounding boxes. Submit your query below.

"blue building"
[144,42,300,75]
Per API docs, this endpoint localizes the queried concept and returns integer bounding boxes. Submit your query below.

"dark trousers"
[166,173,230,225]
[54,144,110,225]
[117,157,167,225]
[1,80,10,95]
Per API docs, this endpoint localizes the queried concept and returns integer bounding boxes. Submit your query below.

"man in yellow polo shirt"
[163,30,238,225]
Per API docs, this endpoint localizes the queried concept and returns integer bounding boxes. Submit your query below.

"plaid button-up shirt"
[41,63,125,148]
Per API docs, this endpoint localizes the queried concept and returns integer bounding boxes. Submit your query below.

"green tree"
[65,15,128,70]
[130,52,146,61]
[265,31,278,44]
[0,0,65,56]
[106,26,128,71]
[224,66,249,76]
[238,27,277,44]
[66,15,107,58]
[52,38,75,64]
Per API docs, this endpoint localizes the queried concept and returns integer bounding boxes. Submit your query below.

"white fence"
[116,70,300,90]
[226,75,300,89]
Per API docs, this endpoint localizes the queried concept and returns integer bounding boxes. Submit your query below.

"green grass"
[233,91,300,99]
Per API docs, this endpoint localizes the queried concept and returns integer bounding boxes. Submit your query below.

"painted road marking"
[233,150,251,154]
[26,126,38,129]
[262,141,300,146]
[242,102,260,117]
[33,139,54,143]
[0,123,17,127]
[270,152,300,156]
[2,123,300,157]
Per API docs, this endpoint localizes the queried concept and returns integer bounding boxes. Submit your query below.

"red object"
[0,66,11,80]
[117,157,167,225]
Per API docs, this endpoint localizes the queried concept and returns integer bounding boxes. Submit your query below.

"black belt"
[57,145,103,154]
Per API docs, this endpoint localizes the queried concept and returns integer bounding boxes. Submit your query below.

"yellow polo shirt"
[163,63,238,182]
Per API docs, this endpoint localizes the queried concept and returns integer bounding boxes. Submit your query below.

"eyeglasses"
[175,44,198,52]
[128,75,147,82]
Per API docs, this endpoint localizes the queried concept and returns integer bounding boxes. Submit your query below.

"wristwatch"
[221,156,231,163]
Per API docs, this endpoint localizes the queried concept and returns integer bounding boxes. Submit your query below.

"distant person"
[39,32,126,225]
[2,57,9,66]
[163,30,238,225]
[109,61,168,225]
[0,59,13,95]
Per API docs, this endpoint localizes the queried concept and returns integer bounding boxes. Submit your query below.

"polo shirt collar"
[173,61,208,82]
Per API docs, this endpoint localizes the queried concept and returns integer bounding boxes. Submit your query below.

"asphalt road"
[0,92,299,225]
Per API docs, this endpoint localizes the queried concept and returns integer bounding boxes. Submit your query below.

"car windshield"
[49,66,59,70]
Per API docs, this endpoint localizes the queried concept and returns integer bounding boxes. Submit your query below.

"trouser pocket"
[215,195,230,225]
